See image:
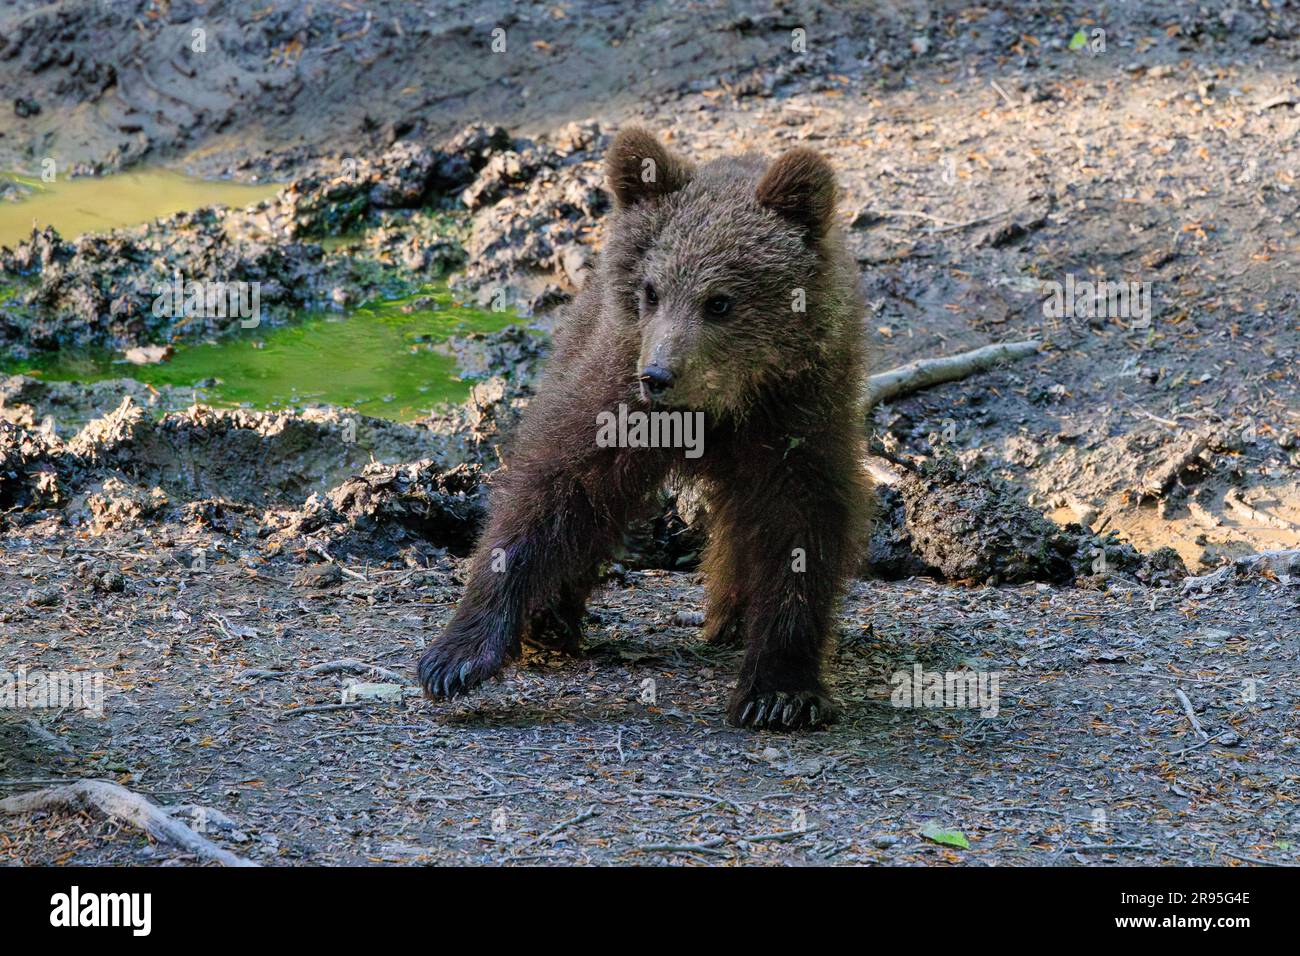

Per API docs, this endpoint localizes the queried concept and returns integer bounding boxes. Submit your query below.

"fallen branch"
[279,702,364,718]
[1234,548,1300,576]
[1136,428,1217,499]
[1182,549,1300,592]
[20,718,75,755]
[300,658,405,682]
[0,779,257,867]
[865,340,1040,410]
[1224,488,1296,531]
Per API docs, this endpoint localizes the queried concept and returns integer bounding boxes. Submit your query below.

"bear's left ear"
[756,148,837,238]
[606,126,693,209]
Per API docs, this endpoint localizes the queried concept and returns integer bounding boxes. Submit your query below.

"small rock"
[122,345,174,365]
[341,682,405,704]
[25,586,61,607]
[293,563,342,588]
[850,206,884,229]
[96,570,126,593]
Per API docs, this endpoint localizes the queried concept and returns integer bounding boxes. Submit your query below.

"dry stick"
[300,659,405,682]
[863,456,905,487]
[740,828,820,844]
[1223,488,1297,531]
[635,838,730,857]
[1235,548,1300,575]
[1170,730,1231,760]
[1137,429,1216,499]
[989,78,1019,106]
[20,719,75,755]
[1173,688,1210,741]
[1223,849,1287,867]
[630,789,744,814]
[0,779,257,867]
[279,702,364,718]
[1063,844,1153,854]
[525,806,601,848]
[864,340,1041,411]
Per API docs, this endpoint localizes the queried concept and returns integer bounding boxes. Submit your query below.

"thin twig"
[1173,687,1210,741]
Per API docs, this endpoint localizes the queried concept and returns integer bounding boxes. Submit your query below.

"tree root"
[0,779,258,867]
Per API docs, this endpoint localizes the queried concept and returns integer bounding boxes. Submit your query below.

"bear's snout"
[638,363,675,402]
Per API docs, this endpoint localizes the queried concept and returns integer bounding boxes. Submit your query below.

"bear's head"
[601,126,849,419]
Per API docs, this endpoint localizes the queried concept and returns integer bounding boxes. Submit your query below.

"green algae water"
[3,288,519,422]
[1,169,525,420]
[0,169,280,249]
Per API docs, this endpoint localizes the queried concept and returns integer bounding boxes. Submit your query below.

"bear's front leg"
[707,456,866,730]
[419,407,671,700]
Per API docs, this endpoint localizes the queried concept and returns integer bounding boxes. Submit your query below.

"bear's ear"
[755,148,837,238]
[606,126,692,209]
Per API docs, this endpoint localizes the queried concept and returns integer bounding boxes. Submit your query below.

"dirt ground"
[1,1,1298,866]
[2,526,1296,866]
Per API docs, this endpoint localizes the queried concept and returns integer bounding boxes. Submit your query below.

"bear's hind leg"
[523,578,593,657]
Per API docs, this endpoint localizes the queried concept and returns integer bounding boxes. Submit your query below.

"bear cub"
[419,126,869,729]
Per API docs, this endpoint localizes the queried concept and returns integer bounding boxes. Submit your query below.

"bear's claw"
[418,644,502,700]
[729,689,839,730]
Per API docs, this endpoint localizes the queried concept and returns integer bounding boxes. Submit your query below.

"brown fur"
[418,127,870,730]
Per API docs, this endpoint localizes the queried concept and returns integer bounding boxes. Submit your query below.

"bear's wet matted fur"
[419,126,870,729]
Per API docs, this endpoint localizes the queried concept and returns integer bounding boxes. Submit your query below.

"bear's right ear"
[606,127,692,209]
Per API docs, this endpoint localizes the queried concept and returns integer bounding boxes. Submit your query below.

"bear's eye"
[704,295,732,318]
[643,283,659,307]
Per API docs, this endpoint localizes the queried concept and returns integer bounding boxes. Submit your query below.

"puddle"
[3,287,521,421]
[0,168,279,249]
[1,170,524,420]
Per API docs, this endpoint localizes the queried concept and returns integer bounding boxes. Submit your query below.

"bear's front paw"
[728,688,839,730]
[418,639,506,701]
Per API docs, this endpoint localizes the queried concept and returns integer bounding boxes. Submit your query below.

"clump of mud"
[0,397,452,530]
[84,476,169,534]
[0,419,63,510]
[896,457,1079,584]
[424,373,536,472]
[278,127,508,239]
[0,220,327,354]
[261,459,485,563]
[867,456,1186,586]
[438,324,549,383]
[1,374,201,431]
[453,120,611,315]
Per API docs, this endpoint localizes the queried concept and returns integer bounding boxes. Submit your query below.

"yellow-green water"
[1,170,525,420]
[0,169,279,248]
[3,288,519,421]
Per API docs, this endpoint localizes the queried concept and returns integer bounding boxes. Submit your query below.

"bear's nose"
[639,364,675,398]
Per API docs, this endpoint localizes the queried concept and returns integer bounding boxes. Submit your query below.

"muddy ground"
[1,1,1298,866]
